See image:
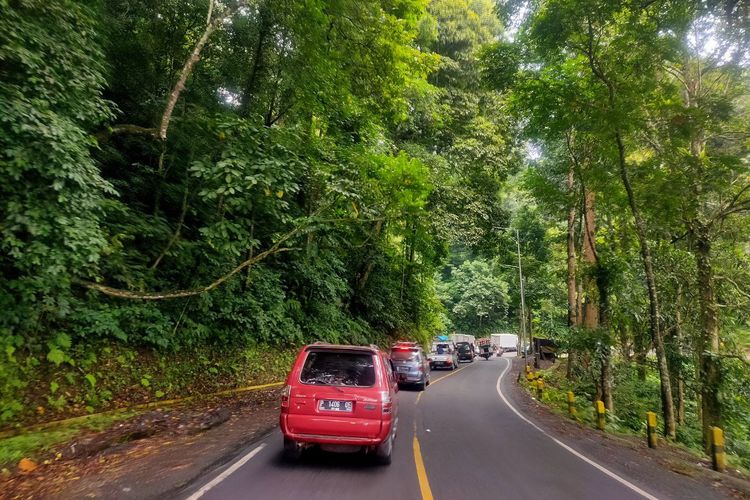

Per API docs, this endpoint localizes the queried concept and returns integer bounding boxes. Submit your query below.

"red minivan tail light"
[281,385,291,408]
[380,391,392,414]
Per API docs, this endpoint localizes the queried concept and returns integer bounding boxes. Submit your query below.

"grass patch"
[0,411,136,468]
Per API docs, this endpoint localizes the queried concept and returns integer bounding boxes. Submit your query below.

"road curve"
[179,357,725,500]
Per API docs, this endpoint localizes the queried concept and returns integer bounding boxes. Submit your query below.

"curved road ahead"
[180,356,724,500]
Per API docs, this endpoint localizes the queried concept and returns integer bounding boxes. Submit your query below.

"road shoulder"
[502,357,750,499]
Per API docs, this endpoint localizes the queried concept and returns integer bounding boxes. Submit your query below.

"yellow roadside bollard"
[711,427,726,472]
[526,371,534,384]
[567,391,576,417]
[646,412,657,448]
[525,365,531,374]
[595,400,606,431]
[536,379,544,399]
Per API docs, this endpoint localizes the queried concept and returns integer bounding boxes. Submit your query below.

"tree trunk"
[357,220,384,291]
[566,166,579,379]
[681,61,721,451]
[674,282,686,425]
[598,256,613,412]
[240,2,271,117]
[634,324,648,382]
[617,323,631,363]
[615,131,676,439]
[694,230,722,452]
[581,189,599,330]
[583,23,674,437]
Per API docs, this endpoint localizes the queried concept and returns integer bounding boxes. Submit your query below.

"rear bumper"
[430,361,454,368]
[397,373,424,383]
[280,414,392,446]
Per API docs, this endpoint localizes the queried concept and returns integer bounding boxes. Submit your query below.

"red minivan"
[279,343,399,464]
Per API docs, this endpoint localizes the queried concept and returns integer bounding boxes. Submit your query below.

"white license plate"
[397,366,409,372]
[319,400,353,412]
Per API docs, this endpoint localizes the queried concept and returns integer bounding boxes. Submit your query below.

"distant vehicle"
[391,342,431,390]
[450,333,476,348]
[476,337,492,359]
[279,343,399,465]
[429,343,459,370]
[491,333,519,352]
[455,342,474,363]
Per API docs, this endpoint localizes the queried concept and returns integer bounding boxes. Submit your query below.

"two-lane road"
[181,357,724,500]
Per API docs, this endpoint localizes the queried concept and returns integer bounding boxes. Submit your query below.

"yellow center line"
[410,360,477,499]
[413,435,434,500]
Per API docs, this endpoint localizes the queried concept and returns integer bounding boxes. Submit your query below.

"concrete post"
[646,411,657,448]
[567,391,576,417]
[711,427,726,472]
[596,400,606,431]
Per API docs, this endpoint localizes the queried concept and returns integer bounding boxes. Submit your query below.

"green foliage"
[7,0,746,475]
[0,1,114,335]
[504,0,750,466]
[438,259,510,333]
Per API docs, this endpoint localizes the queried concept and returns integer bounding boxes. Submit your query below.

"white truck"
[450,333,475,345]
[491,333,519,353]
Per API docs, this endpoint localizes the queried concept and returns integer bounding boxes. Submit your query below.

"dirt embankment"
[1,388,281,500]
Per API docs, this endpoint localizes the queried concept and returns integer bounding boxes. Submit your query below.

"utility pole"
[516,229,528,366]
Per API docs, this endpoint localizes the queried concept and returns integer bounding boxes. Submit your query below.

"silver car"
[390,343,431,390]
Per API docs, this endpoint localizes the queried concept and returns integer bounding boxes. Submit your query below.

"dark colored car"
[455,342,474,363]
[390,342,431,390]
[279,343,399,464]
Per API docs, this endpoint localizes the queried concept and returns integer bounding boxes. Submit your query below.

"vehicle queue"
[278,337,499,465]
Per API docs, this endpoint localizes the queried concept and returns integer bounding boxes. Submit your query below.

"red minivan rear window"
[300,351,376,387]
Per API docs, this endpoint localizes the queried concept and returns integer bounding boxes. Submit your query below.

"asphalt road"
[179,356,723,500]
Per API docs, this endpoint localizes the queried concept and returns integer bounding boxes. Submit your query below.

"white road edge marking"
[185,443,267,500]
[496,358,659,500]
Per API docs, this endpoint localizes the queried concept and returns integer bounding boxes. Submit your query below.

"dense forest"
[1,0,748,467]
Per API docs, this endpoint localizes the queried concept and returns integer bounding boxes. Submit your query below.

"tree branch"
[94,124,157,143]
[150,184,191,270]
[159,0,246,141]
[716,274,750,302]
[81,242,299,300]
[717,183,750,219]
[80,201,342,300]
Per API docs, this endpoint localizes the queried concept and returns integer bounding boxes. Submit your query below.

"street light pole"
[516,230,528,366]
